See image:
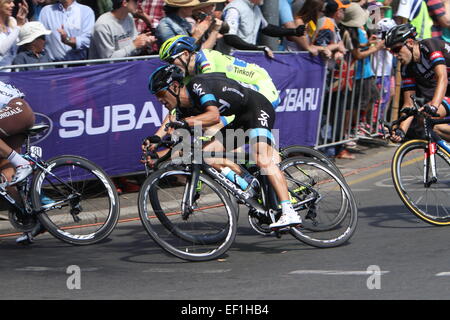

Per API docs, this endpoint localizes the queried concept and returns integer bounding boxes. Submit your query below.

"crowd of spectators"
[1,0,450,163]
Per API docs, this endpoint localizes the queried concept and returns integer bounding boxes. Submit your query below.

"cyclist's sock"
[280,200,296,215]
[221,167,249,191]
[7,150,29,167]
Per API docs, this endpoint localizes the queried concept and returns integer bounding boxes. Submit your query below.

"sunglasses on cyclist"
[166,52,184,64]
[155,89,168,98]
[389,44,405,54]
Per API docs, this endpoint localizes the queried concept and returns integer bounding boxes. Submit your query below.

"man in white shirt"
[39,0,95,61]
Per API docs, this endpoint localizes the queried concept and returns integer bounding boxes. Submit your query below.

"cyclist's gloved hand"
[422,104,439,117]
[167,119,190,130]
[390,128,405,143]
[142,135,161,151]
[295,25,306,37]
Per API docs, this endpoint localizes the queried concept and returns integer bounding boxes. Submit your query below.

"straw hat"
[340,3,370,27]
[164,0,202,7]
[195,0,226,8]
[17,21,51,46]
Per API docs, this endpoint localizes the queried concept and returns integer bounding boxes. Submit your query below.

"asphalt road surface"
[1,142,450,302]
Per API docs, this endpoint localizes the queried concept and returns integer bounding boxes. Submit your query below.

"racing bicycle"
[5,124,120,244]
[138,130,358,261]
[387,95,450,225]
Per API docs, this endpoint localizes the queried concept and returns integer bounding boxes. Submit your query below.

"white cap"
[17,22,52,46]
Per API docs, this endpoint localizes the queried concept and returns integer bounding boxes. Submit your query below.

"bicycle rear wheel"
[138,167,237,261]
[392,139,450,225]
[31,155,120,245]
[280,145,344,179]
[280,156,358,248]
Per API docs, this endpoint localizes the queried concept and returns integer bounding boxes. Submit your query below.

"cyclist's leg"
[202,137,242,174]
[432,98,450,141]
[0,98,35,184]
[245,93,301,227]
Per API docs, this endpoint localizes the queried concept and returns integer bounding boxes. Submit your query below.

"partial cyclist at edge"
[0,81,43,243]
[148,65,303,229]
[385,24,450,142]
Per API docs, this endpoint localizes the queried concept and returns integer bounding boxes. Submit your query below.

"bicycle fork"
[424,142,438,187]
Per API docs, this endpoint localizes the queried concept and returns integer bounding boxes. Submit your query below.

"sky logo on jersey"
[258,110,270,127]
[192,83,205,96]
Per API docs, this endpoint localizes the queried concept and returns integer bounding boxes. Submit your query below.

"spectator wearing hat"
[155,0,215,45]
[340,2,384,133]
[89,0,156,59]
[313,0,349,58]
[191,0,228,49]
[13,21,52,70]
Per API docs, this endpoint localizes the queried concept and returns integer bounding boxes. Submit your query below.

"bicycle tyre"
[280,145,345,179]
[392,139,450,225]
[31,155,120,245]
[279,156,358,248]
[138,167,237,261]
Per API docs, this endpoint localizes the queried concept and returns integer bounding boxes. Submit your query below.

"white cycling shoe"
[9,164,33,186]
[270,212,302,230]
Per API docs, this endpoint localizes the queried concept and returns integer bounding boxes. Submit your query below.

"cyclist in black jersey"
[385,24,450,142]
[148,65,302,229]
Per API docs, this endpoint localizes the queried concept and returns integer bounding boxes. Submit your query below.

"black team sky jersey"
[401,38,450,100]
[176,72,275,133]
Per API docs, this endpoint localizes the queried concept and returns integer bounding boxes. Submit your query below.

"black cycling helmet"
[385,24,417,48]
[148,64,184,94]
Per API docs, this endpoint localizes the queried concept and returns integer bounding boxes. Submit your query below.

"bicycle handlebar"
[379,95,441,137]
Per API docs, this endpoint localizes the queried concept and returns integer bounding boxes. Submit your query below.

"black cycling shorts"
[213,91,276,151]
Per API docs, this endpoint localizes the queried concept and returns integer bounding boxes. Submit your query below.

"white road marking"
[142,268,232,274]
[15,266,101,272]
[435,272,450,277]
[289,270,390,276]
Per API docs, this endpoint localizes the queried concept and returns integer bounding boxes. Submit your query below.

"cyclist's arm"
[154,113,172,137]
[393,90,415,140]
[183,105,221,128]
[430,64,448,110]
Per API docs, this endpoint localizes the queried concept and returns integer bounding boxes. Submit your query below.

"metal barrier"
[0,55,158,71]
[317,49,396,150]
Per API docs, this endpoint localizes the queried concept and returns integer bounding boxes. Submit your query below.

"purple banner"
[0,53,325,176]
[232,52,325,148]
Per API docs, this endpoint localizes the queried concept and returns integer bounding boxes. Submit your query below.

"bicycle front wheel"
[392,139,450,225]
[138,167,237,261]
[31,155,120,245]
[280,156,358,248]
